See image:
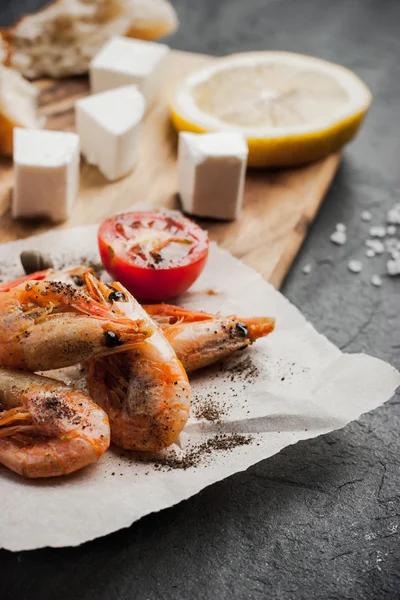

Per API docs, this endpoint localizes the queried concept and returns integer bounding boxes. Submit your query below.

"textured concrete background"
[0,1,399,599]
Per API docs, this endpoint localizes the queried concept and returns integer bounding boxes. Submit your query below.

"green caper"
[20,250,54,275]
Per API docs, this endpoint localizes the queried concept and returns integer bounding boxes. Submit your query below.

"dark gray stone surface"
[0,1,399,598]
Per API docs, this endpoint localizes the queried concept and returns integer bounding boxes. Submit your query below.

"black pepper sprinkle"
[152,434,253,471]
[193,402,223,423]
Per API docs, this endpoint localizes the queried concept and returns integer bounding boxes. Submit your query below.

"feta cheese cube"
[76,85,145,181]
[12,128,80,222]
[90,36,169,103]
[178,132,248,221]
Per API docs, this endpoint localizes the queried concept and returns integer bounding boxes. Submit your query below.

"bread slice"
[0,66,42,155]
[124,0,179,39]
[3,0,178,79]
[0,36,7,64]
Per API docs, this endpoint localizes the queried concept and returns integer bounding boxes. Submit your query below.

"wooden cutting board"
[0,50,340,288]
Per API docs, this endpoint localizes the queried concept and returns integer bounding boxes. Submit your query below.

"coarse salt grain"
[369,226,386,238]
[348,260,363,273]
[361,210,372,222]
[365,239,385,254]
[385,238,400,254]
[330,230,347,245]
[386,225,396,235]
[387,203,400,225]
[302,264,312,274]
[366,249,375,258]
[336,223,346,232]
[371,275,382,287]
[387,258,400,276]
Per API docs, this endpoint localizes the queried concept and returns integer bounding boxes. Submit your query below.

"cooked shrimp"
[0,368,110,478]
[0,279,151,371]
[144,304,275,373]
[0,271,274,373]
[86,277,191,451]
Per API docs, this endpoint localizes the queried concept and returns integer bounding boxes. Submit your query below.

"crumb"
[302,264,312,274]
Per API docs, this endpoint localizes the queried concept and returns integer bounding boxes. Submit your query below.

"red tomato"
[98,211,209,302]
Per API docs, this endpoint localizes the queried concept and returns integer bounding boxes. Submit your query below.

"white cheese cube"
[178,132,248,221]
[12,128,80,222]
[76,85,145,182]
[90,36,169,103]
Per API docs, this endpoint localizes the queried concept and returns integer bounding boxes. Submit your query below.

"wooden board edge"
[268,152,341,288]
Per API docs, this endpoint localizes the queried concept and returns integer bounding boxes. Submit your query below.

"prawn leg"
[0,406,32,429]
[143,304,214,325]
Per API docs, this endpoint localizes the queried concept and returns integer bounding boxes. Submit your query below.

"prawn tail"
[144,303,214,326]
[237,316,276,342]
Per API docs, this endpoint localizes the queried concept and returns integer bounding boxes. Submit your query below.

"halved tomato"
[98,211,209,302]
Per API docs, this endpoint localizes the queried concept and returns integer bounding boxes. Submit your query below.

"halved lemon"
[170,51,372,167]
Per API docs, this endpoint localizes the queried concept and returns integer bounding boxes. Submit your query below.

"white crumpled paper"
[0,225,398,551]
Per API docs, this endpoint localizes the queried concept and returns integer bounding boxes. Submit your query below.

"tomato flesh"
[98,211,209,302]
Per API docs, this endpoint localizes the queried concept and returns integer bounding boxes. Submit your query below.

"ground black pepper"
[193,401,224,423]
[44,397,77,421]
[152,434,253,471]
[221,355,259,383]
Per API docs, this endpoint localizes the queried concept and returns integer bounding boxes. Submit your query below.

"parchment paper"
[0,225,398,551]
